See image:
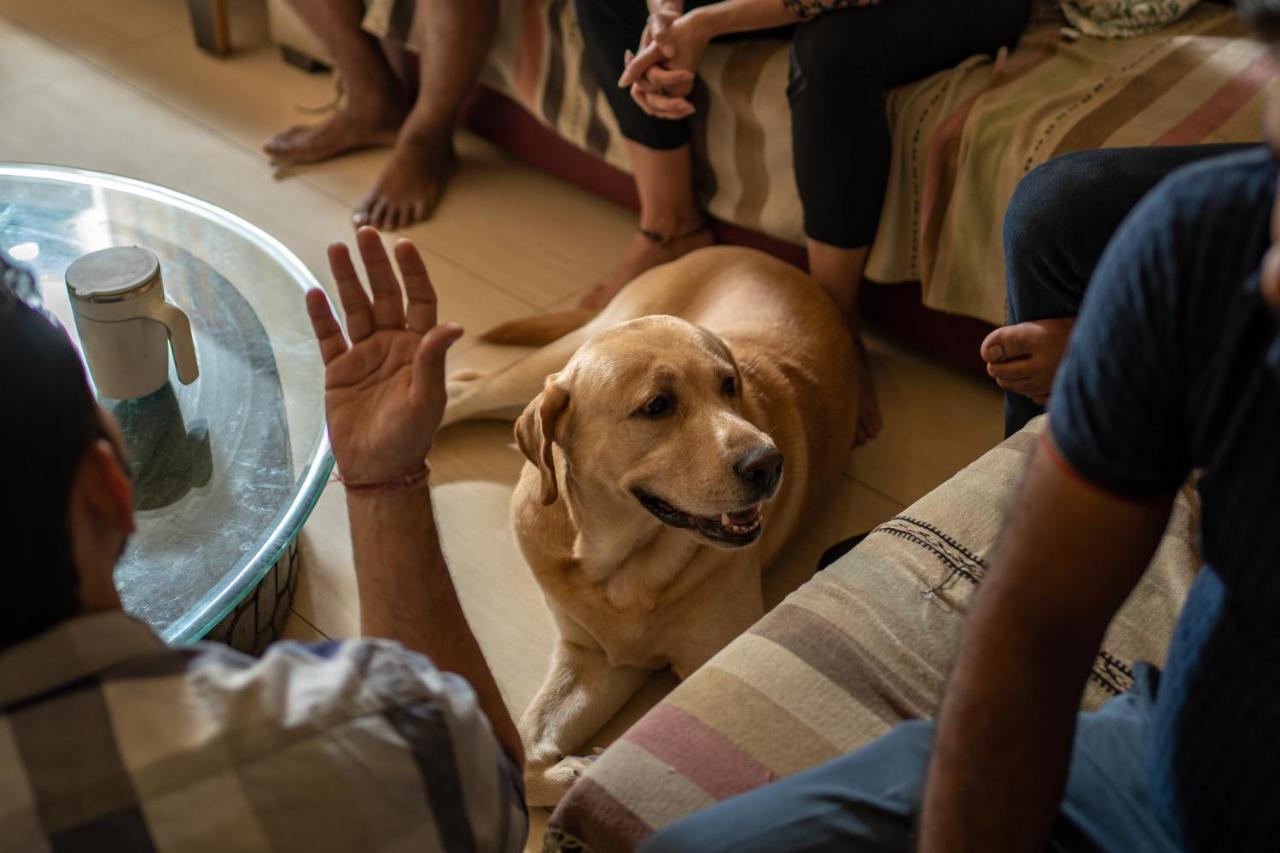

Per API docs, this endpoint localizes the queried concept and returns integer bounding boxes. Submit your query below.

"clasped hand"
[620,0,706,120]
[305,226,464,485]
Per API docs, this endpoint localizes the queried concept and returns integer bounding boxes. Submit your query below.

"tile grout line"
[288,607,332,640]
[0,10,550,314]
[840,468,909,512]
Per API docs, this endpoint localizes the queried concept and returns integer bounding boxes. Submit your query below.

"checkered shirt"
[0,612,527,852]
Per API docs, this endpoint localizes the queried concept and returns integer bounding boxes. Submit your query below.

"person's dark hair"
[1240,0,1280,40]
[1,252,106,647]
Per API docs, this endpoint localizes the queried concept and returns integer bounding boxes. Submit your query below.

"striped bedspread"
[367,0,1265,324]
[545,418,1200,851]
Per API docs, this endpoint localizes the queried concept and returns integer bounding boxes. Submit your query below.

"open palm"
[305,227,463,484]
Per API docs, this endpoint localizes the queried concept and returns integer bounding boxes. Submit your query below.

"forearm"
[919,441,1174,851]
[919,577,1103,851]
[687,0,856,37]
[347,488,523,766]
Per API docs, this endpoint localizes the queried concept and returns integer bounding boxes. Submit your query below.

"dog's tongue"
[720,505,761,527]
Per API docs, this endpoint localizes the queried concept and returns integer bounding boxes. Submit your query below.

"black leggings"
[575,0,1030,248]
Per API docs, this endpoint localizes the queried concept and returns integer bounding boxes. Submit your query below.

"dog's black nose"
[734,446,784,495]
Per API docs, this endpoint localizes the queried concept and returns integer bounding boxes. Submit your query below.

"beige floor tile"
[290,133,639,310]
[293,483,357,638]
[0,16,86,101]
[281,609,327,642]
[0,0,191,63]
[96,27,337,158]
[526,810,550,853]
[849,331,1004,507]
[764,474,905,604]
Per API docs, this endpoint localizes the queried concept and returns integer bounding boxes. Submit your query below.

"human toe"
[263,125,308,154]
[982,323,1039,364]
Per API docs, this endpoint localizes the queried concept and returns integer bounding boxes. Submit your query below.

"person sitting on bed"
[573,0,1032,445]
[263,0,497,231]
[0,233,525,851]
[641,0,1280,849]
[981,140,1256,438]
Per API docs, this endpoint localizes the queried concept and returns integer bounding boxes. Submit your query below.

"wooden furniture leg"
[187,0,231,56]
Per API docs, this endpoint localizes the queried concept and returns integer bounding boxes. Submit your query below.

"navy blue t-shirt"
[1050,147,1280,849]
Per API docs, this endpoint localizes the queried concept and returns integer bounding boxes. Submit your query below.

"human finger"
[411,322,466,409]
[305,288,348,365]
[631,85,657,116]
[620,43,665,87]
[644,65,695,96]
[652,104,695,120]
[326,242,375,342]
[356,225,407,328]
[395,239,439,334]
[643,92,694,114]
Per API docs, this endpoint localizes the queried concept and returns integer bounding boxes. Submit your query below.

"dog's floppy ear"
[515,378,570,505]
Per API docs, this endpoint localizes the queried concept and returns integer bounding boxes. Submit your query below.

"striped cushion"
[545,417,1200,851]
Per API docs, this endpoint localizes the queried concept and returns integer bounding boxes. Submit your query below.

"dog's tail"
[480,308,599,347]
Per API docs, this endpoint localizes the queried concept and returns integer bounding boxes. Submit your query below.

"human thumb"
[412,322,465,406]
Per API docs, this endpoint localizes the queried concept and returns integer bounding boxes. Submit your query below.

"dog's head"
[515,316,783,549]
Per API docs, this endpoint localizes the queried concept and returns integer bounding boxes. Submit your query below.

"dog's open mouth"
[633,489,764,547]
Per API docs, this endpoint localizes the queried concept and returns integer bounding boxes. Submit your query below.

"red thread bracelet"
[335,462,431,494]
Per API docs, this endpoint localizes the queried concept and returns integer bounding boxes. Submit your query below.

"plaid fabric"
[0,613,526,852]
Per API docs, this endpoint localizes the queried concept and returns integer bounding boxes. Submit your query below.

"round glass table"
[0,164,331,652]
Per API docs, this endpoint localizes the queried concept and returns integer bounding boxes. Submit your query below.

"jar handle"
[148,299,200,385]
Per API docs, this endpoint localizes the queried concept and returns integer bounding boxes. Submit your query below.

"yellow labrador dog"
[442,246,857,806]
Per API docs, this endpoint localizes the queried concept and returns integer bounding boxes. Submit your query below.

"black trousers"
[575,0,1030,248]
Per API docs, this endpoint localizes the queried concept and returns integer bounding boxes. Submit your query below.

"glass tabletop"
[0,163,332,645]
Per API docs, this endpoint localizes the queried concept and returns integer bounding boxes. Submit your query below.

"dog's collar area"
[631,488,764,547]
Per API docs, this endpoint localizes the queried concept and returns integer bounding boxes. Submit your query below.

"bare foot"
[352,132,459,231]
[852,333,882,446]
[579,224,715,309]
[263,103,406,167]
[980,317,1076,405]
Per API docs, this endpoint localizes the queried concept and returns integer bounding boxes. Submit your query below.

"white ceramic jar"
[65,246,199,399]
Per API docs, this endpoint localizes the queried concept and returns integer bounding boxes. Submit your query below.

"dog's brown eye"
[637,394,674,418]
[722,375,737,397]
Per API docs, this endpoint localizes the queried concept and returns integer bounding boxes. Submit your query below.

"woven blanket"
[366,1,1263,324]
[545,417,1201,851]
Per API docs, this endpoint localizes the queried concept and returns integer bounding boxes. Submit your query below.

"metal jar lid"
[66,246,161,303]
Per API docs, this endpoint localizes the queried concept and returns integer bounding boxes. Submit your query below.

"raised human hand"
[305,226,464,485]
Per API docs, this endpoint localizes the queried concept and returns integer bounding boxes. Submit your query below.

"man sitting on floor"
[0,229,524,851]
[642,0,1280,849]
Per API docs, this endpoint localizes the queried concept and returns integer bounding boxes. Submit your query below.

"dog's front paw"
[523,752,602,808]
